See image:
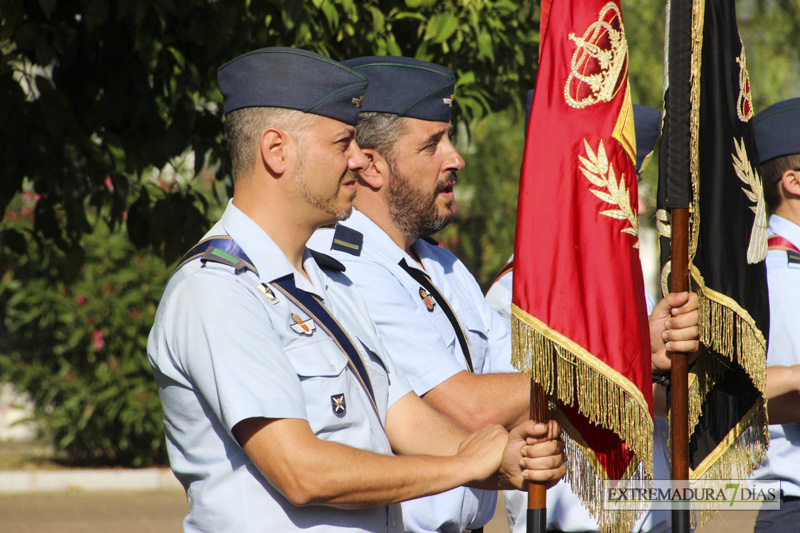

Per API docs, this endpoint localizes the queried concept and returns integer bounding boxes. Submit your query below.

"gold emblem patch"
[732,137,767,264]
[564,2,628,110]
[579,138,639,248]
[735,48,754,122]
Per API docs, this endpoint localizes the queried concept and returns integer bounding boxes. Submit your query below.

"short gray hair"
[355,112,408,162]
[223,107,315,180]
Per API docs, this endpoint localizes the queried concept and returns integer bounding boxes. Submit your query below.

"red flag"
[512,0,653,530]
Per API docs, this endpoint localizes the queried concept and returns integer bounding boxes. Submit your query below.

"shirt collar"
[218,201,328,298]
[343,209,420,268]
[769,214,800,251]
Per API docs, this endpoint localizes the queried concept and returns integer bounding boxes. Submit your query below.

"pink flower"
[104,177,114,190]
[76,294,86,306]
[6,211,17,221]
[22,191,33,202]
[20,207,32,217]
[92,330,105,351]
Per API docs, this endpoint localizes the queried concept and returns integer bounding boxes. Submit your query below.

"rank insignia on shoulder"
[331,224,364,256]
[789,249,800,268]
[290,313,316,335]
[331,393,346,416]
[419,287,436,312]
[257,283,279,305]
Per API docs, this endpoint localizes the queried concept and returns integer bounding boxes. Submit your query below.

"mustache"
[435,173,458,193]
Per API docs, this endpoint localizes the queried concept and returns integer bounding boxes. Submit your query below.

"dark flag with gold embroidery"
[657,0,769,525]
[511,0,653,531]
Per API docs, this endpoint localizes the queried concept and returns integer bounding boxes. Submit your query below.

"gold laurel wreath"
[732,137,767,264]
[579,139,639,248]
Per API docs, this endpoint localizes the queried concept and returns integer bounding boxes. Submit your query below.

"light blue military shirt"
[484,263,671,533]
[752,214,800,497]
[309,209,505,533]
[148,202,411,532]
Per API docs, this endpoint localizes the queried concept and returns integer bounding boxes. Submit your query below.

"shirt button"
[661,431,668,438]
[330,364,337,372]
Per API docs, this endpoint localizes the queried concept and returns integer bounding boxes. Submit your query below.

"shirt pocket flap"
[285,340,349,378]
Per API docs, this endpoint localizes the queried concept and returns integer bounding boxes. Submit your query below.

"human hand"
[498,419,565,490]
[650,292,700,373]
[455,423,509,484]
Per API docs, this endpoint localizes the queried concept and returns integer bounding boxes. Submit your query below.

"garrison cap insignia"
[419,287,436,312]
[290,313,316,335]
[257,283,279,305]
[352,95,364,108]
[331,394,346,416]
[343,56,455,122]
[331,225,364,256]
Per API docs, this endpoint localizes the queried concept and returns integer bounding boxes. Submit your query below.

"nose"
[443,139,465,173]
[347,140,370,172]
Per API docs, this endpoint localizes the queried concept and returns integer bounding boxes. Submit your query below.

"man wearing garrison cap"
[749,97,800,532]
[148,48,565,533]
[308,60,698,533]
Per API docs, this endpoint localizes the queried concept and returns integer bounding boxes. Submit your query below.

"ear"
[358,148,386,190]
[259,128,290,177]
[781,168,800,197]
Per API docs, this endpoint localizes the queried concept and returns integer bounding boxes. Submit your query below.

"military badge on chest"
[290,313,316,335]
[331,394,346,416]
[419,287,436,312]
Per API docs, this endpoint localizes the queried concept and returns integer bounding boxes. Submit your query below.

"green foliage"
[439,109,525,289]
[1,0,541,264]
[0,188,170,466]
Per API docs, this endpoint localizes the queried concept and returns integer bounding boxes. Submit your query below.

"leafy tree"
[1,0,541,265]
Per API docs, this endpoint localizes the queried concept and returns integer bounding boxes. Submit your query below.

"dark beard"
[386,161,455,240]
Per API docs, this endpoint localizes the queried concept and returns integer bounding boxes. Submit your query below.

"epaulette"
[310,249,346,272]
[789,249,800,267]
[331,224,363,256]
[422,236,439,246]
[199,247,255,274]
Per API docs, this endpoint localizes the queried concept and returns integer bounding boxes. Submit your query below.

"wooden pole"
[527,379,548,533]
[669,208,691,533]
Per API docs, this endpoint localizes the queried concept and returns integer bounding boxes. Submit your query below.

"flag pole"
[669,210,691,533]
[665,0,692,530]
[527,380,547,533]
[525,0,550,529]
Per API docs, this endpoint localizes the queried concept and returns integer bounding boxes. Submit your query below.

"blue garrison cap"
[217,47,368,126]
[754,97,800,164]
[633,104,660,173]
[343,56,455,122]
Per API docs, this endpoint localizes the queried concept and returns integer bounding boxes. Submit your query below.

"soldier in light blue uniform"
[308,57,524,533]
[148,48,566,533]
[750,97,800,532]
[485,104,694,533]
[308,57,697,533]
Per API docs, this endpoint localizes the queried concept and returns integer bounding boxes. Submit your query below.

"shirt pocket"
[284,339,356,433]
[459,306,491,373]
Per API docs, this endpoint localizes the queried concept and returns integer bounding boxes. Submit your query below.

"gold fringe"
[665,265,769,527]
[554,408,649,533]
[690,399,769,528]
[512,305,654,533]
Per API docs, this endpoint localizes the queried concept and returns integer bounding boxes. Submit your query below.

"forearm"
[767,393,800,425]
[235,417,481,509]
[422,370,532,431]
[766,365,800,399]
